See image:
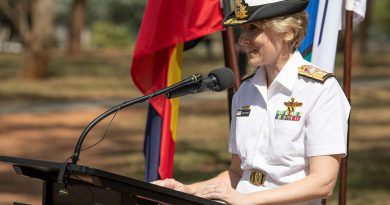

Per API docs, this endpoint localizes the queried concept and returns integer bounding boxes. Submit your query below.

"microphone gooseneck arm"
[71,74,202,164]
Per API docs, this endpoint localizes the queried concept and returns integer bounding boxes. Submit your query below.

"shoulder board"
[241,69,257,82]
[298,65,335,83]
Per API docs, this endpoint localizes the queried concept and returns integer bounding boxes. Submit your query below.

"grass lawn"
[0,47,389,205]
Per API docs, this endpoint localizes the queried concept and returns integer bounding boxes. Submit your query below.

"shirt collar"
[247,51,304,99]
[273,51,303,91]
[252,67,267,99]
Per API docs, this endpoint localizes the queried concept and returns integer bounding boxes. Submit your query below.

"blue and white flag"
[299,0,367,73]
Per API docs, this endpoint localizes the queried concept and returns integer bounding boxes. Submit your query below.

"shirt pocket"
[235,106,264,136]
[274,120,303,142]
[234,107,265,158]
[235,114,257,141]
[270,119,305,161]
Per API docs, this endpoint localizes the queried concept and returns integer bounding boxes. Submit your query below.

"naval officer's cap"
[223,0,309,26]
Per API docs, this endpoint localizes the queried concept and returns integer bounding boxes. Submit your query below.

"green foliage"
[91,21,132,48]
[53,0,145,35]
[107,0,145,32]
[86,0,145,35]
[86,0,110,25]
[54,0,72,25]
[371,0,390,38]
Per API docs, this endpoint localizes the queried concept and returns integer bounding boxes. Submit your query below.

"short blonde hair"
[256,11,308,51]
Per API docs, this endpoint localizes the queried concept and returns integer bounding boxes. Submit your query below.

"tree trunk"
[67,0,87,58]
[21,37,51,79]
[20,0,53,80]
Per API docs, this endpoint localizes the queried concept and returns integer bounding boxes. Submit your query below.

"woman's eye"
[240,24,262,36]
[246,24,262,34]
[248,24,258,31]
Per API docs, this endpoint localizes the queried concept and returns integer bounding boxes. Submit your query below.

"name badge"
[236,105,251,117]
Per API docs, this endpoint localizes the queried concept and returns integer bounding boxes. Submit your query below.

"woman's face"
[238,23,287,67]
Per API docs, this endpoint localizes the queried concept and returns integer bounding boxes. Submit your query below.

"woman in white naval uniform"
[153,0,350,204]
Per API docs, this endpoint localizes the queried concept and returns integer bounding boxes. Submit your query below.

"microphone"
[71,67,234,165]
[166,67,235,99]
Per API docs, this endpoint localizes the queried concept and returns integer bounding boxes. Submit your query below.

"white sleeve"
[228,93,239,154]
[305,79,351,157]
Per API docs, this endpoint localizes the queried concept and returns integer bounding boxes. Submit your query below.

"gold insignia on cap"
[298,65,335,83]
[224,18,248,25]
[235,0,248,20]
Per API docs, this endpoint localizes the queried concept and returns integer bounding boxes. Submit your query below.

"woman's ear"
[283,30,294,42]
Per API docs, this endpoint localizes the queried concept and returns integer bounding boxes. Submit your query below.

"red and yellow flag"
[131,0,223,181]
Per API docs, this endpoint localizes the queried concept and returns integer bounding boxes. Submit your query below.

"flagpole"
[339,9,353,205]
[222,27,241,91]
[221,0,241,120]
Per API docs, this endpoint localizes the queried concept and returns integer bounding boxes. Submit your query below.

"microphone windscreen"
[208,67,235,91]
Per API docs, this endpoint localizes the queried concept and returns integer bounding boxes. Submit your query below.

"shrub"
[91,21,133,48]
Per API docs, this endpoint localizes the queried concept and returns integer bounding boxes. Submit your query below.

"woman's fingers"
[197,182,245,205]
[151,178,177,188]
[151,178,189,192]
[197,182,228,198]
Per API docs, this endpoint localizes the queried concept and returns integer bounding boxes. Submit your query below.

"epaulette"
[241,69,257,82]
[298,65,335,83]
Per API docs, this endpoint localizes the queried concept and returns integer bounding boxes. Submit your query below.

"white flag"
[342,0,367,28]
[299,0,367,73]
[311,0,343,73]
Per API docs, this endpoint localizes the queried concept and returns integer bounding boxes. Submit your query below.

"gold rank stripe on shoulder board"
[298,65,335,83]
[241,69,257,82]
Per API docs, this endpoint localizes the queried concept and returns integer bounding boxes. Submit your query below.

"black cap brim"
[223,0,309,26]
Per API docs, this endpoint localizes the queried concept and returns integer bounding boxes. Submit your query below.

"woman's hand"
[151,178,192,194]
[196,181,251,205]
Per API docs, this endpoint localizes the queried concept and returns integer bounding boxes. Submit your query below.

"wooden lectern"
[0,156,224,205]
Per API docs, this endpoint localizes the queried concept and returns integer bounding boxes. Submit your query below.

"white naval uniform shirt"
[228,51,350,205]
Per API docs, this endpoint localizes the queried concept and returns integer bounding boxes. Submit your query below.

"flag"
[344,0,367,25]
[298,0,366,73]
[298,0,320,62]
[131,0,223,182]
